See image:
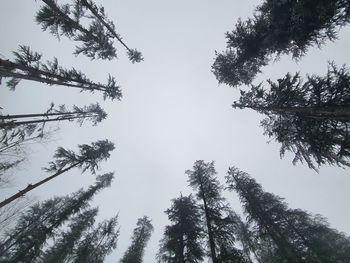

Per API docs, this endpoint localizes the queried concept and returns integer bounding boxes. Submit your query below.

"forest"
[1,0,350,262]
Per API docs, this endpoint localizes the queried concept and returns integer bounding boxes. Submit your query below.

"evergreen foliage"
[42,208,98,263]
[0,173,114,262]
[36,0,143,62]
[233,64,350,170]
[0,46,121,100]
[226,166,350,263]
[212,0,350,87]
[186,160,248,263]
[72,215,119,263]
[0,141,115,208]
[120,216,154,263]
[79,0,143,63]
[36,0,116,60]
[157,194,205,263]
[0,102,107,129]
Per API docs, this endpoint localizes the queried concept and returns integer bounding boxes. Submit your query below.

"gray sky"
[1,0,350,262]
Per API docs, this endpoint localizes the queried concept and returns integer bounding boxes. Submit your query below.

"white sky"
[1,1,350,262]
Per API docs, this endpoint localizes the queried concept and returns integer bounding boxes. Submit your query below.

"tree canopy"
[120,216,154,263]
[0,46,121,100]
[36,0,143,62]
[233,64,350,170]
[226,166,350,262]
[212,0,350,87]
[157,194,205,263]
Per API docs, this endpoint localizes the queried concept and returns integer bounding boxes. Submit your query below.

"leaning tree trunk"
[0,162,80,209]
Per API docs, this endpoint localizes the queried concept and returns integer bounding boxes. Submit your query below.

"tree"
[0,198,34,239]
[0,119,56,187]
[36,0,143,62]
[212,0,350,87]
[231,214,281,263]
[0,102,107,128]
[42,208,98,263]
[0,140,115,208]
[0,173,114,262]
[79,0,143,63]
[186,160,247,263]
[226,166,350,263]
[120,216,154,263]
[0,45,121,100]
[72,215,119,263]
[233,64,350,170]
[157,194,204,263]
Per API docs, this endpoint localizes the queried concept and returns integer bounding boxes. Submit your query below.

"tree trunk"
[0,162,80,209]
[80,0,131,51]
[0,111,87,120]
[0,115,90,128]
[198,180,218,263]
[0,67,105,91]
[246,104,350,121]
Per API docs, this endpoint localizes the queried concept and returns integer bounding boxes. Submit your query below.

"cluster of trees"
[0,0,144,180]
[0,173,154,262]
[157,160,350,262]
[0,0,143,191]
[0,174,118,262]
[1,0,147,261]
[212,0,350,171]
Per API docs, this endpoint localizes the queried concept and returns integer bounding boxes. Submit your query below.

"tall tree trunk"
[0,162,80,209]
[0,111,87,120]
[0,66,105,91]
[198,180,218,263]
[0,115,90,128]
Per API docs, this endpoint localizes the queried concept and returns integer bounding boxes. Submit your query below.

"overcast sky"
[1,1,350,262]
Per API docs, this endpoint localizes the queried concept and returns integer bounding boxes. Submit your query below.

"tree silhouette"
[0,173,114,262]
[157,194,205,263]
[0,140,115,208]
[120,216,154,263]
[233,64,350,170]
[226,166,350,263]
[0,45,121,100]
[72,215,119,262]
[212,0,350,87]
[186,160,248,263]
[0,102,107,129]
[79,0,143,63]
[42,208,98,263]
[36,0,143,62]
[231,213,281,263]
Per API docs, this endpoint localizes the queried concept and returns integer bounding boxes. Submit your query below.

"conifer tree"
[233,64,350,170]
[120,216,154,263]
[79,0,143,63]
[0,45,121,100]
[233,63,350,119]
[157,194,204,263]
[232,214,280,263]
[0,173,114,262]
[72,215,119,263]
[226,166,350,263]
[42,208,98,263]
[212,0,350,87]
[0,102,107,129]
[186,160,247,263]
[36,0,143,62]
[0,140,115,208]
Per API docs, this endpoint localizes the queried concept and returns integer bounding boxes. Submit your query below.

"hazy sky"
[1,1,350,262]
